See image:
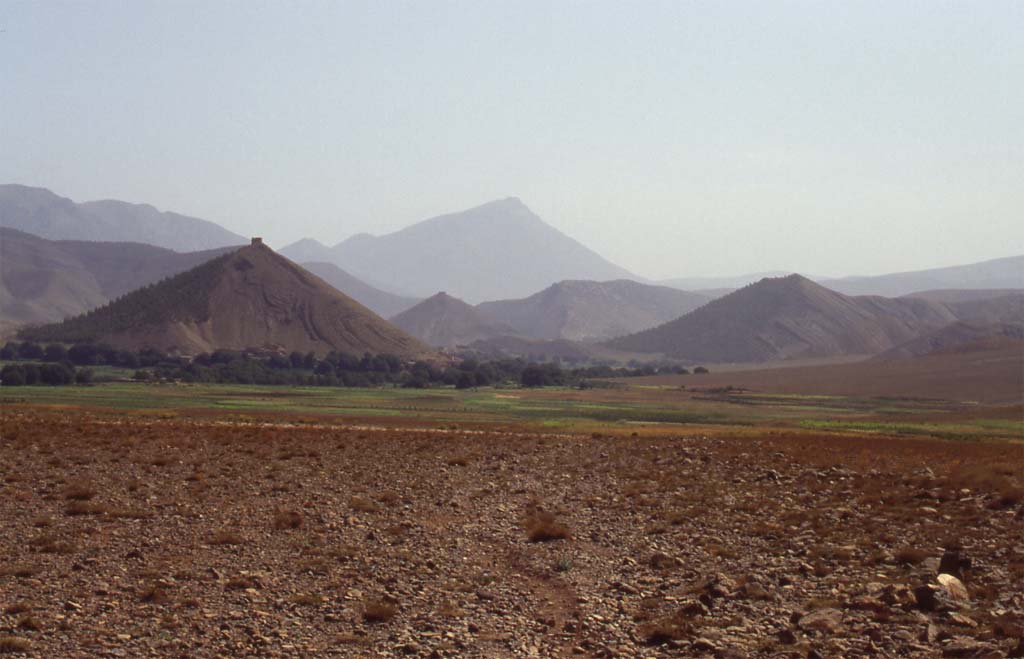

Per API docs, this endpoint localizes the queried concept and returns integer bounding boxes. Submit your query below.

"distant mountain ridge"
[281,198,636,302]
[0,228,238,331]
[19,241,433,359]
[820,255,1024,297]
[607,274,960,363]
[478,279,709,342]
[0,184,246,252]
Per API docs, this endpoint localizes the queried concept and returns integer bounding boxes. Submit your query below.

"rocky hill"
[390,292,517,348]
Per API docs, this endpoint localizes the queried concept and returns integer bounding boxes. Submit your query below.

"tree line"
[1,341,707,388]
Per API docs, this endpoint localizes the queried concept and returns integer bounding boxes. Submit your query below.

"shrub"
[525,511,571,543]
[362,599,397,623]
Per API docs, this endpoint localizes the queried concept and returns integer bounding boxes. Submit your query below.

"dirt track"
[1,409,1022,658]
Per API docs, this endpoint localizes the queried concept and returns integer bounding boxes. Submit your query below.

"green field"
[3,381,1021,442]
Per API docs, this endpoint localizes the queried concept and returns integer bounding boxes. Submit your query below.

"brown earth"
[0,408,1021,658]
[627,345,1024,405]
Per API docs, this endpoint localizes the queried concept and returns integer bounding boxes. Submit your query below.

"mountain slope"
[301,262,420,318]
[0,184,246,251]
[390,292,517,348]
[283,198,635,303]
[0,228,237,329]
[877,321,1024,360]
[823,255,1024,297]
[606,274,958,362]
[19,241,433,358]
[477,280,709,342]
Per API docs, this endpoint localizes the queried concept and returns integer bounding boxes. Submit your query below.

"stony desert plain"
[1,347,1022,659]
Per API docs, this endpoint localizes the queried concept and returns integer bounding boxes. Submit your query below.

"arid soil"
[1,409,1022,658]
[627,345,1024,405]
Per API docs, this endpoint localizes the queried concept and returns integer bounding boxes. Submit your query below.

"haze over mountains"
[0,185,246,252]
[478,280,708,343]
[0,228,236,331]
[390,293,518,348]
[607,275,962,362]
[281,198,636,302]
[21,241,432,359]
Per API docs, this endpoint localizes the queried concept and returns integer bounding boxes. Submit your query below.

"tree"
[75,368,94,384]
[44,344,68,362]
[455,371,476,389]
[1,365,25,386]
[693,366,709,374]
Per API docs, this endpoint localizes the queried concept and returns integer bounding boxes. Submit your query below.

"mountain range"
[0,228,237,332]
[20,240,432,359]
[280,198,636,302]
[0,184,246,252]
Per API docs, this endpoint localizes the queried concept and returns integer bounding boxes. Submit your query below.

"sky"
[1,1,1021,280]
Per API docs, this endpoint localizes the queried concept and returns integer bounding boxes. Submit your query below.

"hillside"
[606,274,957,362]
[477,279,709,342]
[0,184,246,251]
[19,240,433,359]
[390,292,516,348]
[822,254,1024,297]
[903,288,1024,304]
[281,198,636,302]
[301,262,420,318]
[0,228,237,330]
[877,321,1024,360]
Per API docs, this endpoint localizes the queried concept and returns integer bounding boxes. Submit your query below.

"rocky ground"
[1,409,1022,658]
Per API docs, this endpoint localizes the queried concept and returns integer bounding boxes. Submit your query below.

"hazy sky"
[2,1,1021,279]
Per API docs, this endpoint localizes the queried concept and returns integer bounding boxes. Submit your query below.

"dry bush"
[0,565,39,579]
[28,533,76,555]
[225,576,257,590]
[525,511,571,543]
[362,599,397,623]
[209,531,244,546]
[894,547,930,566]
[15,617,40,632]
[139,584,170,604]
[0,637,31,654]
[2,603,32,616]
[64,501,106,516]
[290,593,326,606]
[272,509,303,530]
[349,496,380,514]
[63,481,97,501]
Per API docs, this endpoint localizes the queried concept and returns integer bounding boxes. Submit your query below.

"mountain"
[877,320,1024,360]
[300,262,420,318]
[279,238,336,264]
[390,292,517,348]
[822,255,1024,297]
[606,274,958,363]
[19,239,433,359]
[0,228,237,331]
[945,294,1024,325]
[0,184,246,251]
[280,198,636,303]
[477,279,709,342]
